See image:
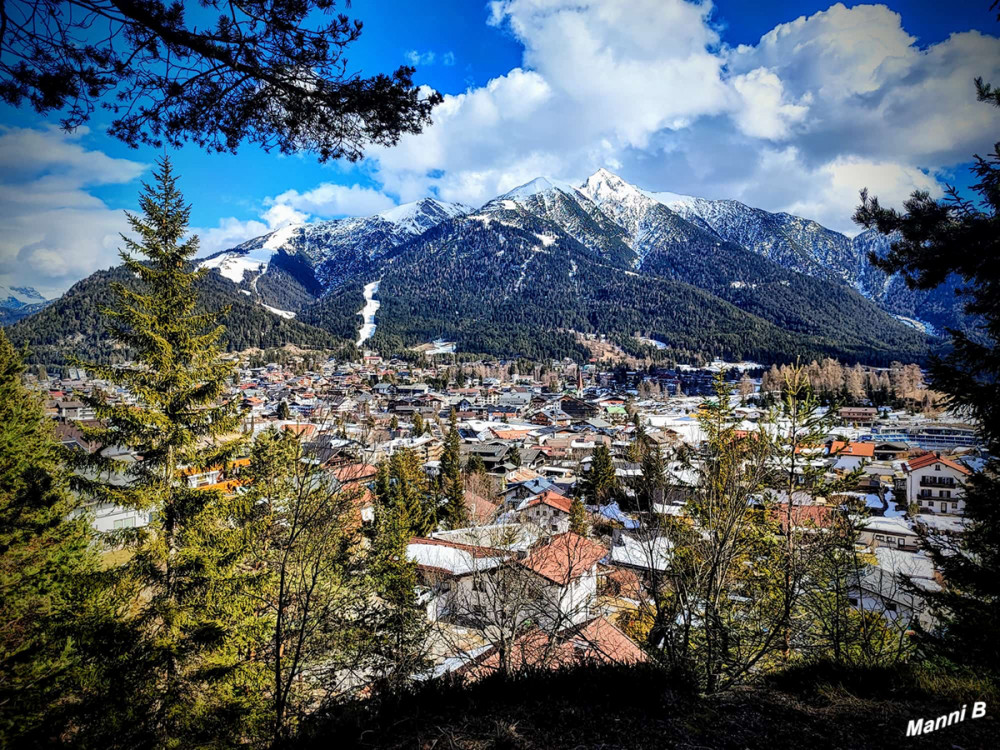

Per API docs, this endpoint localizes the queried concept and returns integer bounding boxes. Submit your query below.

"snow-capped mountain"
[0,285,49,324]
[1,284,46,308]
[198,198,471,315]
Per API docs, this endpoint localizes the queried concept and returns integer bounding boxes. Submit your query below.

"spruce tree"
[854,72,1000,680]
[0,331,105,746]
[440,410,468,529]
[277,399,291,420]
[465,453,487,476]
[71,158,258,745]
[369,484,429,692]
[375,448,436,536]
[569,497,589,536]
[584,444,619,506]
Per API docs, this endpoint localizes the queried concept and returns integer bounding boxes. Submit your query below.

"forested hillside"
[303,213,932,365]
[7,266,350,364]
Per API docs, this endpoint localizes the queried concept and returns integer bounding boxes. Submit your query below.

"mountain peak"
[0,284,47,309]
[499,176,580,201]
[377,197,469,233]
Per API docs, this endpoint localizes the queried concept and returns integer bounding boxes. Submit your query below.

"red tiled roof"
[522,532,607,585]
[464,490,500,525]
[524,490,572,514]
[457,616,646,680]
[768,504,834,532]
[905,452,971,475]
[334,463,378,483]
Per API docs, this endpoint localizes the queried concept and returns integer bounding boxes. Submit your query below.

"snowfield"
[356,280,381,346]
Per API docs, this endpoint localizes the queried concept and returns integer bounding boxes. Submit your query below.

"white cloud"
[442,51,456,66]
[195,182,399,256]
[730,68,809,140]
[268,182,397,218]
[359,1,1000,234]
[405,50,436,65]
[0,126,146,297]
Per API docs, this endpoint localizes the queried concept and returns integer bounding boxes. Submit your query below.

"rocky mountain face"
[9,169,963,365]
[198,198,472,314]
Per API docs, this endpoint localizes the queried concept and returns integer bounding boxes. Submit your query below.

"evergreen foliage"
[854,72,1000,681]
[582,444,619,506]
[0,0,440,160]
[439,411,467,530]
[568,497,589,536]
[374,448,437,537]
[68,159,261,745]
[0,330,105,746]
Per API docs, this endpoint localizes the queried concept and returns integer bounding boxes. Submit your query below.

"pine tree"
[412,412,424,436]
[277,399,291,420]
[0,331,105,745]
[375,448,436,536]
[465,453,487,476]
[569,497,589,536]
[369,488,429,692]
[854,73,1000,680]
[583,444,618,506]
[70,158,258,745]
[440,410,467,529]
[508,444,522,467]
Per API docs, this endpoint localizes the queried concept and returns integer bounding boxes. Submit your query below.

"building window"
[935,464,941,471]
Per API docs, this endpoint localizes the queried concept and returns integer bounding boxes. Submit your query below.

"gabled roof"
[453,615,646,680]
[521,532,607,585]
[829,440,875,458]
[523,489,573,514]
[905,452,971,475]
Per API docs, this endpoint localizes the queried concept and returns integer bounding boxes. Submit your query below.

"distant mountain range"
[0,285,49,325]
[7,169,966,365]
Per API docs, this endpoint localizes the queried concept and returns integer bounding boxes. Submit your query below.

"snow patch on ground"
[261,304,295,319]
[200,250,270,284]
[892,314,938,337]
[262,223,301,251]
[638,337,667,350]
[356,280,381,346]
[534,232,557,247]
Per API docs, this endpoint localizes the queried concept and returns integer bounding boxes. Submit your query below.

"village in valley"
[36,343,979,680]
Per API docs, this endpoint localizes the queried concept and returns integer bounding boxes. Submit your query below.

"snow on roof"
[407,541,504,577]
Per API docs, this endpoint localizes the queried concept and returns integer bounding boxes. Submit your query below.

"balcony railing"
[920,477,956,487]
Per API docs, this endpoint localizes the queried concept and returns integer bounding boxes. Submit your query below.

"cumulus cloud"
[361,1,1000,233]
[0,126,146,297]
[196,182,399,256]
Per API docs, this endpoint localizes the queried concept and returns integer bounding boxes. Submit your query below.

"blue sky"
[1,0,998,296]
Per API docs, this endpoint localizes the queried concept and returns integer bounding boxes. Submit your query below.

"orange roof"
[465,490,500,525]
[458,616,645,680]
[490,428,532,440]
[334,463,378,483]
[768,504,833,532]
[829,441,875,458]
[281,423,317,438]
[521,532,607,585]
[196,479,243,493]
[906,453,970,475]
[524,490,573,514]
